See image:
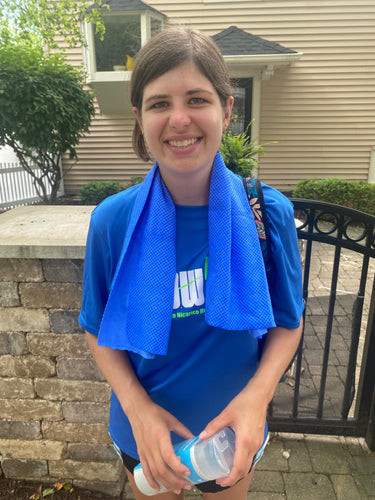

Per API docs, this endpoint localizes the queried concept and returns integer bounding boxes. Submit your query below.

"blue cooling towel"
[98,152,275,358]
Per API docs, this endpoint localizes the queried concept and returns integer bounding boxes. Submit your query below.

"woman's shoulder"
[260,182,294,226]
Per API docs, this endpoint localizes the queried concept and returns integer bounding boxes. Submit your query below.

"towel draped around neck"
[98,152,275,358]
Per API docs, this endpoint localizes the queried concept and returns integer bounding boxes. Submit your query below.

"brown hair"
[130,26,232,161]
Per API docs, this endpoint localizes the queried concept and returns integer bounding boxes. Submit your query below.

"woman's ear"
[223,96,234,132]
[132,107,143,133]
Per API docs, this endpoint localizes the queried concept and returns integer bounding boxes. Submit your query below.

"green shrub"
[293,178,375,216]
[128,176,145,187]
[79,180,126,205]
[79,176,145,205]
[220,121,275,177]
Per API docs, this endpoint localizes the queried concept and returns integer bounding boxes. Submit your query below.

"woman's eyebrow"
[186,88,214,96]
[144,94,169,104]
[144,88,214,104]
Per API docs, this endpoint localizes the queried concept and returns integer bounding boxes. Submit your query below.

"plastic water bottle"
[134,427,236,496]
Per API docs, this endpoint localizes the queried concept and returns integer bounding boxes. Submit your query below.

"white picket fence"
[0,161,54,211]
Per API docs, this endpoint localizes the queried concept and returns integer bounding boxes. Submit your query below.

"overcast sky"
[0,145,19,163]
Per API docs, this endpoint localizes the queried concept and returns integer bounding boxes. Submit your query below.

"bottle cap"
[134,464,169,496]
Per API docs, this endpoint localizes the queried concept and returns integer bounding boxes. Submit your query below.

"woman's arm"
[85,331,193,493]
[200,317,303,487]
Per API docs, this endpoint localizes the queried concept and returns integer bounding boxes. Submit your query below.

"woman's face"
[133,61,233,184]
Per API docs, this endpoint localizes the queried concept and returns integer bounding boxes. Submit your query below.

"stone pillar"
[0,206,125,496]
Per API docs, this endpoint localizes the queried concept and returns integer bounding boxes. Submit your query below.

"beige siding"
[62,41,148,192]
[63,0,375,193]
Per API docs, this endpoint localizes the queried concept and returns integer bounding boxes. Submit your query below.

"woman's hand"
[84,332,194,494]
[199,381,267,487]
[128,399,194,493]
[199,320,303,488]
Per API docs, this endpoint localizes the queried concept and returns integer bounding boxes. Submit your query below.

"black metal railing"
[267,199,375,450]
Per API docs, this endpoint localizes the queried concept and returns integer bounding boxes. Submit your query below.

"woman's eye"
[151,101,168,109]
[190,97,206,105]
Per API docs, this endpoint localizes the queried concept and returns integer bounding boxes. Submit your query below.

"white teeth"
[169,138,198,148]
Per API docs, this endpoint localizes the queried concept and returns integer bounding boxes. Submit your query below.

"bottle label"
[173,436,207,484]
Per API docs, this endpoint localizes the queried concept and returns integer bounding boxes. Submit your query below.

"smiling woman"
[130,27,233,164]
[131,62,233,205]
[79,26,304,500]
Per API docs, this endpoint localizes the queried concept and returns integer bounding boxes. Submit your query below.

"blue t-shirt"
[79,182,304,459]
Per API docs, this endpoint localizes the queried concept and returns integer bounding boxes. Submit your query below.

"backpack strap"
[243,177,272,275]
[243,177,296,382]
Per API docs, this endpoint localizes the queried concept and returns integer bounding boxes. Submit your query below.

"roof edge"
[223,52,303,67]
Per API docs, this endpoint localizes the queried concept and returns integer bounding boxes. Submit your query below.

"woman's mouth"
[167,138,200,148]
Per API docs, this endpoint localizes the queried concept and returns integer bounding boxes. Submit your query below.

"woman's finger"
[150,451,191,492]
[138,456,162,492]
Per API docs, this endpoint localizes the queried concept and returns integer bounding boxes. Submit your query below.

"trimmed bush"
[79,177,145,205]
[293,178,375,216]
[79,180,126,205]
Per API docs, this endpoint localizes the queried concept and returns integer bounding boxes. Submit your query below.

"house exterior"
[62,0,375,194]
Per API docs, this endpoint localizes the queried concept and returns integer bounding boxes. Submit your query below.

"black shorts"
[118,448,230,493]
[112,435,268,494]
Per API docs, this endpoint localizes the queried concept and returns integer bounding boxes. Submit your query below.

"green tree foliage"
[0,44,96,203]
[0,0,109,52]
[0,1,108,203]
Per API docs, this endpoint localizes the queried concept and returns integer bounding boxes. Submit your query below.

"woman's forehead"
[142,62,215,99]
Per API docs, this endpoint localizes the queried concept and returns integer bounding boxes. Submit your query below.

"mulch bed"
[0,478,119,500]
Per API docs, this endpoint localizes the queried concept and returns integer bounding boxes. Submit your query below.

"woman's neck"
[159,168,211,206]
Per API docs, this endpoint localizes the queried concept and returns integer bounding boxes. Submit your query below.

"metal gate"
[267,199,375,450]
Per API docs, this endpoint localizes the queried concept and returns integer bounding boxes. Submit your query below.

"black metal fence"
[268,199,375,450]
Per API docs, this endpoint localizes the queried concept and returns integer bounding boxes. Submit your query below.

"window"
[93,13,164,72]
[94,14,142,72]
[229,79,252,136]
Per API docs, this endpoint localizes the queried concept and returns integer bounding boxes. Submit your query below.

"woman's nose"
[169,105,191,129]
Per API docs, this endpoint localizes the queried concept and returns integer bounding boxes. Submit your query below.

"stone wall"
[0,208,126,497]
